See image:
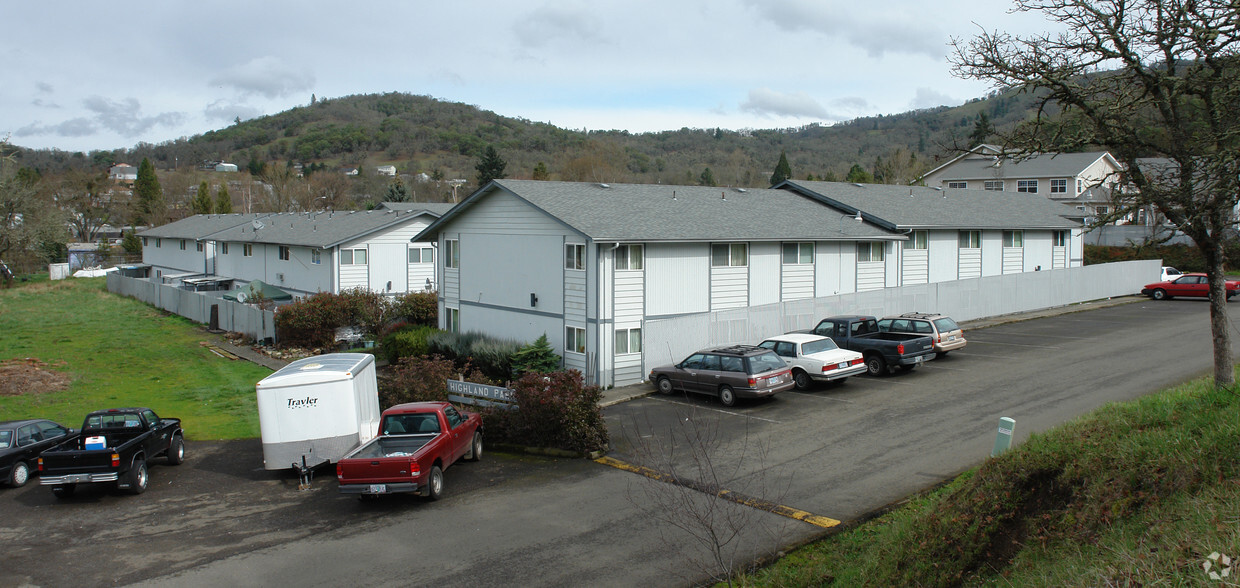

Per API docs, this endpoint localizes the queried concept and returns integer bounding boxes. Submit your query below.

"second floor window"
[908,231,928,250]
[947,181,967,189]
[857,242,885,262]
[340,248,367,265]
[782,242,814,265]
[565,243,585,270]
[1017,180,1038,193]
[615,245,643,270]
[959,230,981,249]
[711,243,748,267]
[1050,179,1068,193]
[445,239,459,268]
[984,181,1004,191]
[243,244,253,257]
[311,249,321,265]
[1053,231,1067,247]
[1003,230,1024,247]
[278,246,290,261]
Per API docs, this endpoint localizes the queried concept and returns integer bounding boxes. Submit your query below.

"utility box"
[255,353,381,471]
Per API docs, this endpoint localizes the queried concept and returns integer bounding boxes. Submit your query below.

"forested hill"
[15,89,1042,189]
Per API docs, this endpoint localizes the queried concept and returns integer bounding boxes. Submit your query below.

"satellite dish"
[252,219,265,230]
[236,292,248,303]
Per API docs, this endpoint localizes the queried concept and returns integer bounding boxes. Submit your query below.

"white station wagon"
[758,333,867,390]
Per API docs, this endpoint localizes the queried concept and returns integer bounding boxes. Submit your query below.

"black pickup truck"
[38,408,184,498]
[807,315,936,376]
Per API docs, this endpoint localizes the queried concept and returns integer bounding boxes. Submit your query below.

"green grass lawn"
[736,377,1240,586]
[0,277,273,440]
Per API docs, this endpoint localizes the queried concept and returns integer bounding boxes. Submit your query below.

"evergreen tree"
[821,170,839,182]
[247,155,266,177]
[969,112,994,146]
[698,167,716,187]
[510,334,561,376]
[770,151,792,186]
[121,229,142,255]
[133,157,163,225]
[532,161,549,181]
[192,181,213,214]
[215,184,232,213]
[475,145,508,186]
[385,179,410,202]
[845,164,874,184]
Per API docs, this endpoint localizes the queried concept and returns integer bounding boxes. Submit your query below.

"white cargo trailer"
[256,353,381,472]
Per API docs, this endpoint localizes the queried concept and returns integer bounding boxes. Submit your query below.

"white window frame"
[615,245,643,270]
[278,246,290,261]
[1052,230,1067,247]
[1096,205,1110,215]
[311,249,321,265]
[908,231,928,250]
[857,242,885,262]
[711,243,748,267]
[984,181,1004,191]
[446,307,459,333]
[614,327,642,355]
[1076,178,1084,194]
[340,248,367,265]
[1050,179,1068,194]
[947,181,967,189]
[1003,230,1024,248]
[566,326,586,354]
[565,243,585,270]
[408,247,434,264]
[243,243,253,257]
[1017,180,1039,193]
[782,242,814,265]
[445,239,459,269]
[959,230,981,249]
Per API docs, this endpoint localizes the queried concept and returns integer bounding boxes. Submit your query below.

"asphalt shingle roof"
[781,180,1082,230]
[418,180,903,242]
[373,202,457,216]
[137,214,270,239]
[204,209,431,248]
[933,151,1112,181]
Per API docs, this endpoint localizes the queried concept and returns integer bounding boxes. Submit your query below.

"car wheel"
[865,354,887,376]
[424,465,444,501]
[9,461,30,487]
[52,484,76,499]
[656,376,674,395]
[1152,288,1168,300]
[792,370,812,391]
[166,436,185,465]
[718,385,736,407]
[128,459,148,495]
[467,432,483,462]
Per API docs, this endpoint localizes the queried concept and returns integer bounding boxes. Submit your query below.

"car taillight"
[748,377,758,386]
[851,358,864,366]
[111,453,120,468]
[409,460,421,478]
[822,364,837,372]
[897,343,905,354]
[37,457,43,471]
[336,463,343,479]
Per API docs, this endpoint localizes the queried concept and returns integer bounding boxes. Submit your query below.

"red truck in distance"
[336,402,482,501]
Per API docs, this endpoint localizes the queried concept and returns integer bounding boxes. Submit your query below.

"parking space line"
[594,456,841,529]
[646,397,783,424]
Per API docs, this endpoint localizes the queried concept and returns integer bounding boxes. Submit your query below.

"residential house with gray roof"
[138,213,271,282]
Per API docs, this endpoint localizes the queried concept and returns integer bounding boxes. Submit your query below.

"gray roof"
[415,180,902,243]
[780,181,1082,230]
[206,209,432,248]
[931,151,1115,182]
[138,214,270,239]
[373,202,458,216]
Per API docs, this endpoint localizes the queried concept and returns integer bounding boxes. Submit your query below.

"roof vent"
[852,183,865,188]
[720,191,726,200]
[736,188,747,193]
[598,183,610,189]
[932,186,943,191]
[672,190,677,200]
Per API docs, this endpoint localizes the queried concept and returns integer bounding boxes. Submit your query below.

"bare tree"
[951,0,1240,386]
[0,136,67,270]
[57,169,119,242]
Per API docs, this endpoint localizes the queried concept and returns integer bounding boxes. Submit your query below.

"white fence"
[107,274,277,342]
[642,260,1159,370]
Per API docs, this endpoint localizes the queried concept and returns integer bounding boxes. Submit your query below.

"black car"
[1,419,74,487]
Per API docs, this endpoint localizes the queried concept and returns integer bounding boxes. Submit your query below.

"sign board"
[447,379,516,410]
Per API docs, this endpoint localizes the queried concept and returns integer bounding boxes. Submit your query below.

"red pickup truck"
[335,401,482,501]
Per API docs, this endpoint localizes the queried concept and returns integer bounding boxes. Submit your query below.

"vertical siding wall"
[107,274,276,341]
[637,260,1158,386]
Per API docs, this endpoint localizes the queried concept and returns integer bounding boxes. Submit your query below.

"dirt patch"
[0,358,72,397]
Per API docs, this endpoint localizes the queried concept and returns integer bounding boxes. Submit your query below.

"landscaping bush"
[392,291,437,327]
[426,330,523,381]
[337,287,391,338]
[510,334,562,377]
[274,291,353,348]
[381,324,438,364]
[1085,242,1240,272]
[482,370,608,454]
[378,354,491,408]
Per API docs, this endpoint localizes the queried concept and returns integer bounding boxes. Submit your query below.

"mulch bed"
[0,358,72,397]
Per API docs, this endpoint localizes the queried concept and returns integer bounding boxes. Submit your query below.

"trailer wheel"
[127,459,148,495]
[467,432,483,462]
[52,484,76,499]
[424,465,444,501]
[166,436,185,465]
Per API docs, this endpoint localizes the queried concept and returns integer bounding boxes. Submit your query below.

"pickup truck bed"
[38,408,184,498]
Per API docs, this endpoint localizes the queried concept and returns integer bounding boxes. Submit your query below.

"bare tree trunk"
[1205,241,1235,387]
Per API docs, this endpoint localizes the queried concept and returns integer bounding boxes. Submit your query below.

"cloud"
[209,56,315,99]
[740,88,828,118]
[831,96,871,112]
[36,82,53,94]
[31,98,61,109]
[82,96,186,136]
[512,4,602,49]
[910,87,959,109]
[204,99,264,123]
[16,118,97,138]
[742,0,944,59]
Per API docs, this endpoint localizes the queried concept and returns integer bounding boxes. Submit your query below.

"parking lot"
[1,297,1231,587]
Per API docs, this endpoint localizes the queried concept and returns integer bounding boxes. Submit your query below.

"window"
[1050,179,1068,193]
[1096,206,1109,215]
[566,326,586,354]
[947,181,967,189]
[615,245,643,270]
[408,247,434,263]
[908,230,928,250]
[1017,180,1038,193]
[446,308,459,333]
[196,242,203,252]
[445,239,459,269]
[179,239,187,251]
[142,237,148,246]
[857,242,885,262]
[311,249,321,265]
[565,243,585,270]
[614,328,642,355]
[984,181,1004,191]
[155,238,161,248]
[782,242,814,265]
[340,248,367,265]
[1003,230,1024,247]
[278,246,290,261]
[1052,230,1067,247]
[959,230,981,248]
[243,244,253,257]
[220,243,229,254]
[1076,178,1084,194]
[711,243,748,267]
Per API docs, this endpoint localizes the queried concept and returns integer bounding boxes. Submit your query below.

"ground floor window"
[857,242,885,262]
[566,326,586,354]
[446,308,459,333]
[614,327,642,355]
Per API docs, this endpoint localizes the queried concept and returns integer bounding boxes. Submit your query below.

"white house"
[109,164,137,185]
[138,213,271,283]
[215,162,239,173]
[376,165,398,177]
[412,179,1084,387]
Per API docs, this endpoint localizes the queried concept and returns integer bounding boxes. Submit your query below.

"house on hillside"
[919,144,1127,222]
[777,180,1085,281]
[215,162,239,173]
[109,164,137,186]
[376,165,397,177]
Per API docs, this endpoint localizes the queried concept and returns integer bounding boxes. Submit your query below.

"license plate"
[368,484,387,494]
[838,362,849,369]
[915,355,925,364]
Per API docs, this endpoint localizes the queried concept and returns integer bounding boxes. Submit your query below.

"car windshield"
[746,351,786,374]
[801,338,839,355]
[0,430,10,449]
[933,317,960,332]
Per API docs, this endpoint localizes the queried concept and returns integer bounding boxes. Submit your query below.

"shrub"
[381,325,438,364]
[392,291,437,326]
[483,370,608,454]
[274,291,353,348]
[337,287,391,338]
[378,355,491,408]
[510,334,562,376]
[426,330,523,381]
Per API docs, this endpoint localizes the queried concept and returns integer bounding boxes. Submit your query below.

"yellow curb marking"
[594,456,840,529]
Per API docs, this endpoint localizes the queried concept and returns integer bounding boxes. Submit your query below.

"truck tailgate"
[337,435,432,485]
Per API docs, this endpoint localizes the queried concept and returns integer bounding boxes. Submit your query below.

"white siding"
[980,231,1003,276]
[749,242,780,306]
[614,270,645,386]
[339,245,369,290]
[564,259,588,375]
[1002,247,1024,274]
[1052,247,1067,269]
[781,264,815,300]
[646,243,710,316]
[959,248,982,279]
[856,261,885,291]
[902,248,929,285]
[814,241,854,296]
[711,266,749,309]
[927,231,959,283]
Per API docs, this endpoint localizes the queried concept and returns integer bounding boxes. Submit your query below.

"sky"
[1,0,1060,153]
